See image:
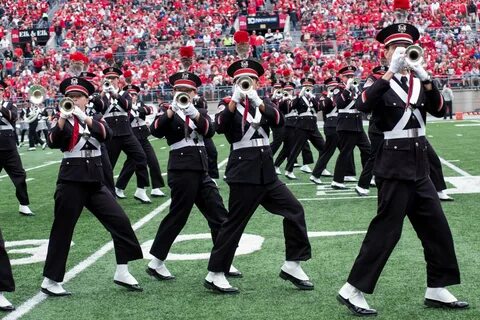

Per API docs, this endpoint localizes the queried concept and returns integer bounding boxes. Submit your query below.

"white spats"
[115,188,126,199]
[134,188,151,203]
[331,181,347,189]
[344,176,357,182]
[275,166,282,175]
[370,177,376,187]
[205,272,233,289]
[321,169,333,177]
[41,278,69,295]
[148,259,173,278]
[355,186,370,196]
[229,265,240,274]
[425,287,458,303]
[0,292,13,309]
[150,188,165,197]
[309,175,322,185]
[339,282,371,310]
[300,165,312,173]
[114,264,139,286]
[18,205,34,215]
[437,190,454,201]
[285,171,297,180]
[281,261,309,281]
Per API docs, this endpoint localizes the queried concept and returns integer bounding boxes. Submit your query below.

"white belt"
[284,114,297,118]
[298,112,315,117]
[325,114,337,118]
[131,123,146,128]
[383,128,425,140]
[104,111,128,118]
[63,149,102,158]
[170,139,205,150]
[338,109,360,114]
[232,138,270,150]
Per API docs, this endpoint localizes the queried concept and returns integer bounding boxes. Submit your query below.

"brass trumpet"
[272,89,283,99]
[405,45,424,66]
[352,78,361,87]
[175,92,191,110]
[237,76,253,93]
[102,79,112,92]
[59,97,75,116]
[28,85,46,105]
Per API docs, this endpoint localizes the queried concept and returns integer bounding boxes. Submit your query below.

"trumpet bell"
[29,85,46,105]
[237,76,253,93]
[59,97,75,116]
[405,45,424,66]
[102,79,112,91]
[175,92,191,110]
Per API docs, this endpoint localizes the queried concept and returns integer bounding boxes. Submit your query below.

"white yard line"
[0,161,61,179]
[438,157,472,177]
[298,196,377,201]
[4,157,229,320]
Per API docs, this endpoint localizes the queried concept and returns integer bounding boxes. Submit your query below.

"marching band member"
[0,80,34,216]
[41,77,143,296]
[337,23,468,316]
[206,58,313,294]
[0,229,15,312]
[269,80,285,156]
[331,66,371,189]
[147,72,238,280]
[284,78,325,179]
[92,67,151,203]
[25,103,45,151]
[116,84,166,198]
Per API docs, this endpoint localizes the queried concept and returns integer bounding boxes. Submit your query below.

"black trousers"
[36,129,48,142]
[0,228,15,292]
[427,142,447,191]
[150,171,226,260]
[208,179,311,272]
[204,137,219,179]
[116,136,165,190]
[333,131,370,183]
[0,150,29,205]
[106,134,149,188]
[443,101,453,119]
[312,128,356,178]
[270,126,285,156]
[274,126,313,167]
[101,143,115,196]
[285,127,325,172]
[43,182,143,282]
[28,122,44,148]
[20,129,27,143]
[357,132,384,189]
[347,177,460,293]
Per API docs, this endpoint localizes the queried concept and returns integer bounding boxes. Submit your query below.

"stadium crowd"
[0,0,479,104]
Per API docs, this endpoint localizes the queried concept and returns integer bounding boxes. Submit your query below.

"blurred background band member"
[0,80,34,216]
[41,77,143,296]
[269,80,285,157]
[147,71,239,280]
[92,67,151,203]
[207,57,313,294]
[25,103,45,151]
[337,23,468,316]
[115,84,166,198]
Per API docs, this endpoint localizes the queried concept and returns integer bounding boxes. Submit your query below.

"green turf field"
[1,119,479,319]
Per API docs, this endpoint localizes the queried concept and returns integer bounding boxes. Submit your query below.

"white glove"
[231,85,245,104]
[183,103,199,119]
[245,89,263,107]
[408,62,429,81]
[388,47,406,74]
[109,86,118,95]
[131,104,139,111]
[60,112,71,119]
[73,106,88,122]
[346,78,356,90]
[170,101,180,113]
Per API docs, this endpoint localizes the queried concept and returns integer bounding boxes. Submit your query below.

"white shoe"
[309,175,322,185]
[331,181,348,189]
[150,188,165,197]
[355,186,370,196]
[0,292,14,310]
[41,277,71,296]
[114,264,142,291]
[300,165,312,173]
[204,272,237,291]
[28,147,36,151]
[19,204,34,216]
[285,171,297,180]
[338,282,376,313]
[437,191,454,201]
[275,166,282,175]
[344,176,357,182]
[42,142,47,150]
[425,287,458,303]
[293,163,301,168]
[370,177,376,187]
[134,188,151,203]
[321,169,333,176]
[115,187,126,199]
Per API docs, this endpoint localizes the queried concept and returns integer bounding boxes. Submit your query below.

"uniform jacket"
[92,90,132,137]
[356,74,383,137]
[150,107,213,172]
[291,95,319,131]
[215,97,284,185]
[48,114,112,183]
[357,75,445,181]
[0,101,17,151]
[130,102,153,140]
[278,98,297,128]
[334,87,364,132]
[318,94,337,134]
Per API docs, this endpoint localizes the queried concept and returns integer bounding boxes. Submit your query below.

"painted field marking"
[438,157,471,177]
[316,191,358,196]
[455,124,480,127]
[298,196,377,201]
[0,161,61,179]
[25,178,35,182]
